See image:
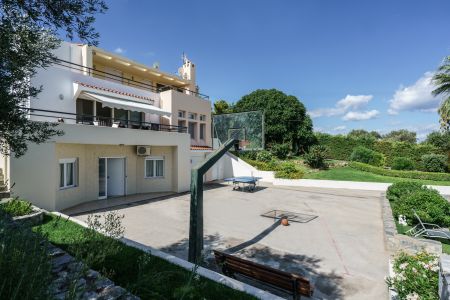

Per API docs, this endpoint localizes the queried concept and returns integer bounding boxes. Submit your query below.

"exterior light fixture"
[96,52,112,60]
[116,60,131,66]
[133,66,147,72]
[150,72,162,76]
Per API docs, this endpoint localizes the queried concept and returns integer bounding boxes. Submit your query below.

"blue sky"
[87,0,450,140]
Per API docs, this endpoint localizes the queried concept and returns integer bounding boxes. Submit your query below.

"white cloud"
[342,110,380,121]
[388,72,440,115]
[309,94,373,118]
[114,47,126,54]
[333,125,346,131]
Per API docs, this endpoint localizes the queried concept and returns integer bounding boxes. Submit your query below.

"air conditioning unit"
[136,146,151,156]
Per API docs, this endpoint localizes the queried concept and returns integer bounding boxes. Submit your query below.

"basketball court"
[72,184,389,300]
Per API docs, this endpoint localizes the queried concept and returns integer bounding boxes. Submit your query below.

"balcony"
[53,58,210,100]
[27,107,187,133]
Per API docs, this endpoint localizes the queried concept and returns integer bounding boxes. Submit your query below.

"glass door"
[98,158,107,199]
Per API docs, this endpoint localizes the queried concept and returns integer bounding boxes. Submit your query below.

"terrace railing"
[26,107,188,133]
[53,58,210,100]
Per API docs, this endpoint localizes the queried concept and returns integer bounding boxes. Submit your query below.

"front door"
[107,158,125,197]
[98,157,125,199]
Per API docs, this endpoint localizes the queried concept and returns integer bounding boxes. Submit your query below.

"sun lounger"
[406,210,450,240]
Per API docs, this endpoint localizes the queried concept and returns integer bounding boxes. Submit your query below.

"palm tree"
[433,56,450,130]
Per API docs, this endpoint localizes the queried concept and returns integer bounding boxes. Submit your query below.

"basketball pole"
[188,138,238,263]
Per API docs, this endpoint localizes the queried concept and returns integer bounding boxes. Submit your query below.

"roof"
[75,81,154,102]
[190,145,213,151]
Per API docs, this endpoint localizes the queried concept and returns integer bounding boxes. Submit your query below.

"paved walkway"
[74,184,389,299]
[262,177,450,195]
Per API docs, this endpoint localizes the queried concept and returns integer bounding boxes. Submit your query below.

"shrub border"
[350,162,450,182]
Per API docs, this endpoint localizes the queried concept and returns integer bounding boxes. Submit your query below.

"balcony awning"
[82,92,171,116]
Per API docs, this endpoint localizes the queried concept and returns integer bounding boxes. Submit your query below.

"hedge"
[316,133,444,166]
[349,161,450,181]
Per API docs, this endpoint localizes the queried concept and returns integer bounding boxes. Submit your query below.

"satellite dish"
[153,62,160,69]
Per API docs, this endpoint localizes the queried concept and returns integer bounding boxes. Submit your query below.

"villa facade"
[4,42,219,211]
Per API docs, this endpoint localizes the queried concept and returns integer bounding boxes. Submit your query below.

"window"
[59,158,77,189]
[188,112,197,120]
[200,114,206,121]
[188,122,196,140]
[76,99,94,124]
[145,157,164,178]
[130,111,143,125]
[178,110,186,118]
[200,123,206,140]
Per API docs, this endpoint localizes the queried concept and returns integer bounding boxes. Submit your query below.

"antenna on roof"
[182,52,188,65]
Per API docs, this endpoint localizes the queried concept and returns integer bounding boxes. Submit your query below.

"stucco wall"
[54,144,176,210]
[11,142,58,210]
[160,90,212,147]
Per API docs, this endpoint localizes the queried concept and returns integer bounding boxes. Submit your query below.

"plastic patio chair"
[406,210,450,240]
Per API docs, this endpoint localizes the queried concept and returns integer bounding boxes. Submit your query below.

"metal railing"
[26,107,188,133]
[53,58,210,99]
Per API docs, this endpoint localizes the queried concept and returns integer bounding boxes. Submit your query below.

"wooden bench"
[213,250,314,299]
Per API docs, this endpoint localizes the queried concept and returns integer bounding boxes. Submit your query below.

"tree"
[233,89,315,153]
[347,129,381,140]
[213,99,232,115]
[383,129,417,144]
[0,0,107,157]
[424,131,450,152]
[432,56,450,130]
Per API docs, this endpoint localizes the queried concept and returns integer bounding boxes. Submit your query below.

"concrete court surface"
[74,184,389,299]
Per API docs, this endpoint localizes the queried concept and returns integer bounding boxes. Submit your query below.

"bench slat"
[214,250,313,297]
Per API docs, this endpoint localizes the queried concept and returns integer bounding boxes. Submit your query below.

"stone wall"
[48,244,139,300]
[381,193,442,255]
[440,254,450,300]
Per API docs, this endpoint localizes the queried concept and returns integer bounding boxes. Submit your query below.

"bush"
[0,199,33,217]
[255,150,273,163]
[274,162,304,179]
[350,146,385,166]
[270,143,290,160]
[304,145,328,169]
[421,154,447,173]
[393,188,450,227]
[386,181,426,202]
[316,132,443,166]
[350,162,450,181]
[392,157,415,171]
[386,251,439,300]
[0,210,52,299]
[239,150,258,160]
[244,159,280,171]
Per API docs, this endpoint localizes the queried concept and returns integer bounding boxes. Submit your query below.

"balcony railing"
[53,58,210,99]
[26,107,188,133]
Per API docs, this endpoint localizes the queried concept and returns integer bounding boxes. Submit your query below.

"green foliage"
[244,159,280,171]
[255,150,273,162]
[213,99,233,115]
[350,161,450,181]
[386,251,439,300]
[350,146,385,166]
[386,181,426,202]
[35,214,254,300]
[239,150,258,160]
[0,210,52,300]
[316,133,443,166]
[383,129,417,144]
[425,131,450,152]
[270,143,290,160]
[421,154,448,173]
[392,157,415,171]
[274,162,304,179]
[234,89,315,153]
[392,188,450,227]
[348,129,381,140]
[432,56,450,130]
[0,199,33,216]
[0,0,107,157]
[304,145,328,169]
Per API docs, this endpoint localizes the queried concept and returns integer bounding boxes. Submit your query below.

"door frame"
[98,156,127,199]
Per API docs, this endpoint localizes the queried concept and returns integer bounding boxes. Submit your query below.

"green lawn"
[34,214,255,300]
[395,220,450,255]
[303,166,450,186]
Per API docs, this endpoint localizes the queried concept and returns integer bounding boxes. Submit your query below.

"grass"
[303,166,450,186]
[394,220,450,255]
[34,214,255,300]
[0,199,33,217]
